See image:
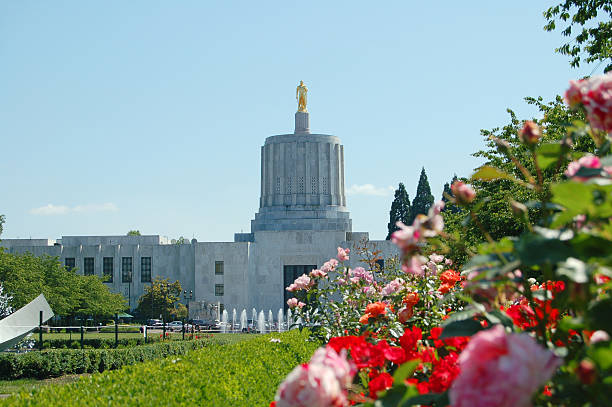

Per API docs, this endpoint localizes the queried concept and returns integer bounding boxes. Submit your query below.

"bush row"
[0,336,231,380]
[37,336,162,349]
[3,330,320,407]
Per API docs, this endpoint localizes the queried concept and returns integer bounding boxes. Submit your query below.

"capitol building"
[1,85,399,316]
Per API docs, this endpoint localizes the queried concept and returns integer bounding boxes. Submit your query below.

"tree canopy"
[408,168,434,224]
[0,251,126,319]
[126,230,141,236]
[386,183,411,240]
[544,0,612,71]
[135,277,186,320]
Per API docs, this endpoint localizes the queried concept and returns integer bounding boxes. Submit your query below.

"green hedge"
[2,330,320,407]
[37,336,163,349]
[0,337,232,380]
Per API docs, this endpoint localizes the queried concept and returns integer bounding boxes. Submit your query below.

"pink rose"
[337,247,350,262]
[275,363,347,407]
[381,278,405,296]
[290,274,314,291]
[429,253,444,264]
[565,154,609,181]
[451,181,476,204]
[349,267,374,284]
[590,330,610,344]
[565,72,612,133]
[310,269,328,278]
[321,258,339,273]
[391,221,421,254]
[518,121,541,145]
[297,301,306,309]
[287,298,299,308]
[402,256,425,277]
[310,347,356,388]
[450,325,561,407]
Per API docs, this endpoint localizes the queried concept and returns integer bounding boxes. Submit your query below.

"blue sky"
[0,1,603,241]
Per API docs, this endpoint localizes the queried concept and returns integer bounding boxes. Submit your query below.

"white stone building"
[1,109,399,317]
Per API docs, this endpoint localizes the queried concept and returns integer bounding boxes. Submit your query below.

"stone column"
[294,112,310,134]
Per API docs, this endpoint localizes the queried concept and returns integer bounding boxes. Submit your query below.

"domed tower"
[250,82,352,232]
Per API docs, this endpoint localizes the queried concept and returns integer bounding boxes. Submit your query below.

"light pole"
[161,282,169,339]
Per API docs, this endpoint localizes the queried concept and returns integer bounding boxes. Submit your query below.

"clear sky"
[0,1,604,241]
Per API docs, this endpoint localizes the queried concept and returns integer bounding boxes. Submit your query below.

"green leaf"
[471,166,519,182]
[536,143,563,170]
[440,319,484,339]
[402,391,449,406]
[393,360,419,385]
[515,233,572,265]
[590,344,612,371]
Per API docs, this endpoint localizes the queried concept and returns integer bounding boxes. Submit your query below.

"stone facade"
[1,111,399,317]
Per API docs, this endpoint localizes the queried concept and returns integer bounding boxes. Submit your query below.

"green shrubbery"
[2,330,319,407]
[0,336,233,380]
[37,336,160,349]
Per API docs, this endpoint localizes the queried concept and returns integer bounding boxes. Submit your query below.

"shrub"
[0,336,233,380]
[2,330,319,407]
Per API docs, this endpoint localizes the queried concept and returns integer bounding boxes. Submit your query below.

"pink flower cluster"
[286,274,314,292]
[450,325,561,407]
[565,154,612,181]
[381,277,405,296]
[321,258,339,273]
[348,267,374,284]
[566,72,612,133]
[391,201,446,277]
[337,247,350,262]
[286,298,305,309]
[275,347,356,407]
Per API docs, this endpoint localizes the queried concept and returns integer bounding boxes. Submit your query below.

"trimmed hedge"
[37,336,163,349]
[2,330,320,407]
[0,337,233,380]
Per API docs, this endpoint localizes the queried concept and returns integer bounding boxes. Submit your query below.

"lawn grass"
[0,375,87,398]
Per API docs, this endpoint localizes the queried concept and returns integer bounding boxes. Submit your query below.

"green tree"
[408,168,434,224]
[0,214,5,237]
[544,0,612,71]
[441,175,461,213]
[442,96,594,265]
[126,230,141,236]
[386,183,411,239]
[0,251,126,319]
[135,277,182,320]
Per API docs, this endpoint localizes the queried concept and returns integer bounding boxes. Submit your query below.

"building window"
[298,177,304,193]
[276,177,281,194]
[84,257,94,276]
[322,177,328,194]
[283,265,317,307]
[311,176,318,194]
[103,257,113,283]
[215,284,224,296]
[215,261,224,275]
[286,177,292,194]
[65,258,75,271]
[375,259,385,272]
[141,257,151,283]
[122,257,133,283]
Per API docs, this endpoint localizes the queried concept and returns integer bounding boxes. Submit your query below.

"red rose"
[368,372,393,398]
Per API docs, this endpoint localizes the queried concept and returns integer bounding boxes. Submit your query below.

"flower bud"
[518,121,541,146]
[451,181,476,205]
[590,330,610,344]
[491,136,511,153]
[576,359,597,385]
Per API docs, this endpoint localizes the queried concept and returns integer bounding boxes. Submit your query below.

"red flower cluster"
[359,302,387,324]
[505,280,565,333]
[439,270,461,294]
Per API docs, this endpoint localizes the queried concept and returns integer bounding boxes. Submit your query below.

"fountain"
[257,310,265,333]
[268,310,274,332]
[221,309,228,333]
[240,309,247,331]
[232,309,237,333]
[277,308,284,332]
[286,308,293,330]
[252,308,257,327]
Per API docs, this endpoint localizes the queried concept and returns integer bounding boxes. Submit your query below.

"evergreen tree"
[386,183,411,240]
[408,168,434,224]
[441,175,460,213]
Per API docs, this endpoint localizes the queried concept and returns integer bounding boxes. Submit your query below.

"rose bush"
[274,72,612,406]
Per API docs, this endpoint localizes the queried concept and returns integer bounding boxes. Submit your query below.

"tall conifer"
[386,183,411,240]
[441,175,460,213]
[409,168,434,224]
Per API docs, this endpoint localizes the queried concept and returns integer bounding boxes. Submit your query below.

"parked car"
[147,319,163,328]
[167,321,184,332]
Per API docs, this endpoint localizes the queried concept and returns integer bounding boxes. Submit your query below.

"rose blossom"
[310,269,327,278]
[391,221,421,253]
[429,253,444,264]
[450,325,561,407]
[381,278,405,296]
[518,121,541,145]
[451,181,476,205]
[287,274,313,292]
[321,258,339,273]
[337,247,350,262]
[349,267,374,284]
[402,255,425,277]
[287,298,299,308]
[309,347,356,388]
[590,330,610,344]
[275,363,347,407]
[565,72,612,133]
[564,154,610,181]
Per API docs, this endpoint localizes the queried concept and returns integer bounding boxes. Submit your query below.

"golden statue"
[296,80,308,112]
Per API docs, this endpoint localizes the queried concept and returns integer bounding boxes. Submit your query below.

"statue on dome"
[296,80,308,112]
